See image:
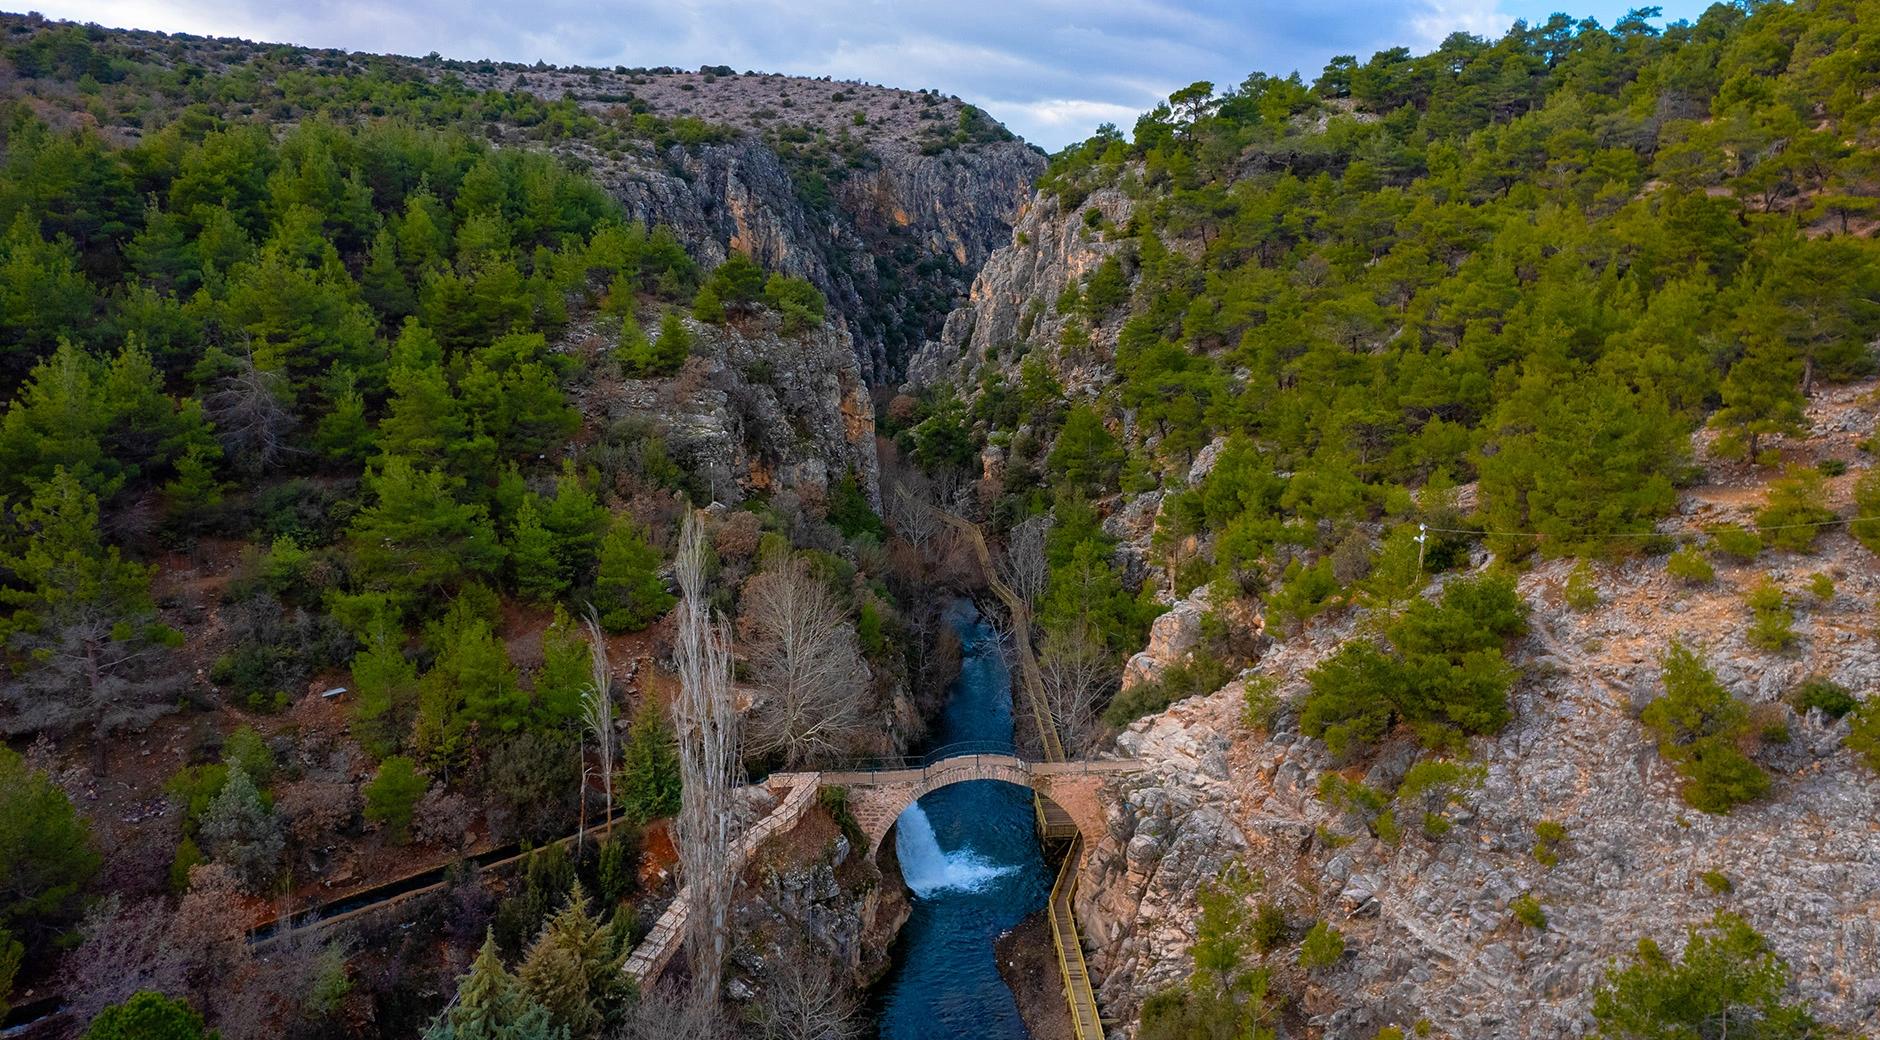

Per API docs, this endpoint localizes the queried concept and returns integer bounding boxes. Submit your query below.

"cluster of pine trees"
[894,0,1880,748]
[981,0,1880,584]
[0,22,850,1029]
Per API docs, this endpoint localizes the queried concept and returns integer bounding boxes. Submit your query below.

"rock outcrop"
[732,800,911,1001]
[1119,585,1212,692]
[473,59,1045,383]
[1080,539,1880,1038]
[576,313,878,506]
[906,187,1135,394]
[568,136,1040,382]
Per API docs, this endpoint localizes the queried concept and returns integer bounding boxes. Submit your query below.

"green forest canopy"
[956,0,1880,580]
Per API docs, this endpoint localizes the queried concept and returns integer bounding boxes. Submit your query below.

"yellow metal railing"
[1047,835,1103,1040]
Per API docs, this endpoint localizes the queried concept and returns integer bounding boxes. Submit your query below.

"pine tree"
[1593,912,1819,1039]
[533,606,590,727]
[312,372,373,465]
[425,933,564,1040]
[361,227,414,321]
[618,695,681,824]
[0,746,99,954]
[3,468,148,619]
[0,340,112,498]
[351,623,420,758]
[379,327,469,469]
[0,215,93,383]
[427,608,527,735]
[614,313,657,375]
[509,496,566,603]
[690,283,725,324]
[347,457,503,607]
[162,445,224,524]
[1713,335,1804,460]
[198,762,282,890]
[592,522,673,633]
[1047,405,1124,493]
[396,189,451,275]
[363,755,429,843]
[541,464,608,587]
[1641,641,1769,813]
[516,883,630,1037]
[654,311,692,371]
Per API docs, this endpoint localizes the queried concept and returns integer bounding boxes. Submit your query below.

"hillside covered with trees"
[2,1,1880,1038]
[0,12,1003,1038]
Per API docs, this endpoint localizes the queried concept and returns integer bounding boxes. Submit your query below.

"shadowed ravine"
[871,604,1051,1039]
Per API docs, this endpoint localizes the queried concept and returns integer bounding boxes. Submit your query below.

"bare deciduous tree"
[412,785,472,851]
[1038,622,1116,756]
[998,514,1052,611]
[204,350,299,476]
[754,945,862,1040]
[884,473,940,553]
[276,777,359,851]
[64,864,253,1024]
[671,509,741,1014]
[62,895,188,1024]
[613,980,736,1040]
[737,560,869,769]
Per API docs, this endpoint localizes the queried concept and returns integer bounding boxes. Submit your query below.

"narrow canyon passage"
[872,604,1052,1039]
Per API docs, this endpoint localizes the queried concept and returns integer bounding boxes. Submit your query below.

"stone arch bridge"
[822,752,1138,853]
[624,751,1141,984]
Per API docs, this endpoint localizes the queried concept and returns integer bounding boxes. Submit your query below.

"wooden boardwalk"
[1047,835,1104,1040]
[934,510,1063,761]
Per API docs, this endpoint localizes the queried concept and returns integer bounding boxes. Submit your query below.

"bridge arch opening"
[873,781,1087,855]
[823,756,1109,861]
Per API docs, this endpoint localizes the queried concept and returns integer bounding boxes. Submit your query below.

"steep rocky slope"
[1077,384,1880,1037]
[907,187,1134,395]
[557,126,1039,382]
[565,311,879,506]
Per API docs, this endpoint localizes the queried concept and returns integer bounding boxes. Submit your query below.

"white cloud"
[998,97,1147,134]
[1410,0,1516,45]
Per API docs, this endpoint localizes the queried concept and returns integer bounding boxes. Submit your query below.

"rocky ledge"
[1080,548,1880,1037]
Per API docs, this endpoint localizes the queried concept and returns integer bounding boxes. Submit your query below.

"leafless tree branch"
[737,559,869,769]
[671,510,741,1015]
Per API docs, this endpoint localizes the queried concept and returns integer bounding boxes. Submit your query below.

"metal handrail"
[817,740,1028,773]
[1047,834,1103,1040]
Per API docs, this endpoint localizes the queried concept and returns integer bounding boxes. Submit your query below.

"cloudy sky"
[37,0,1713,149]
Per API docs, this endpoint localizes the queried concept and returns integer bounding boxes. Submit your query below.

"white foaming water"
[894,802,1016,897]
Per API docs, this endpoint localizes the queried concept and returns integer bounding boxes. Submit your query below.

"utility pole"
[1416,523,1428,572]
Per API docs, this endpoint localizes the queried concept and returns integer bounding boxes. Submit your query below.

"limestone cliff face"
[906,187,1135,395]
[561,132,1039,383]
[731,801,911,1000]
[580,314,878,507]
[1079,538,1880,1038]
